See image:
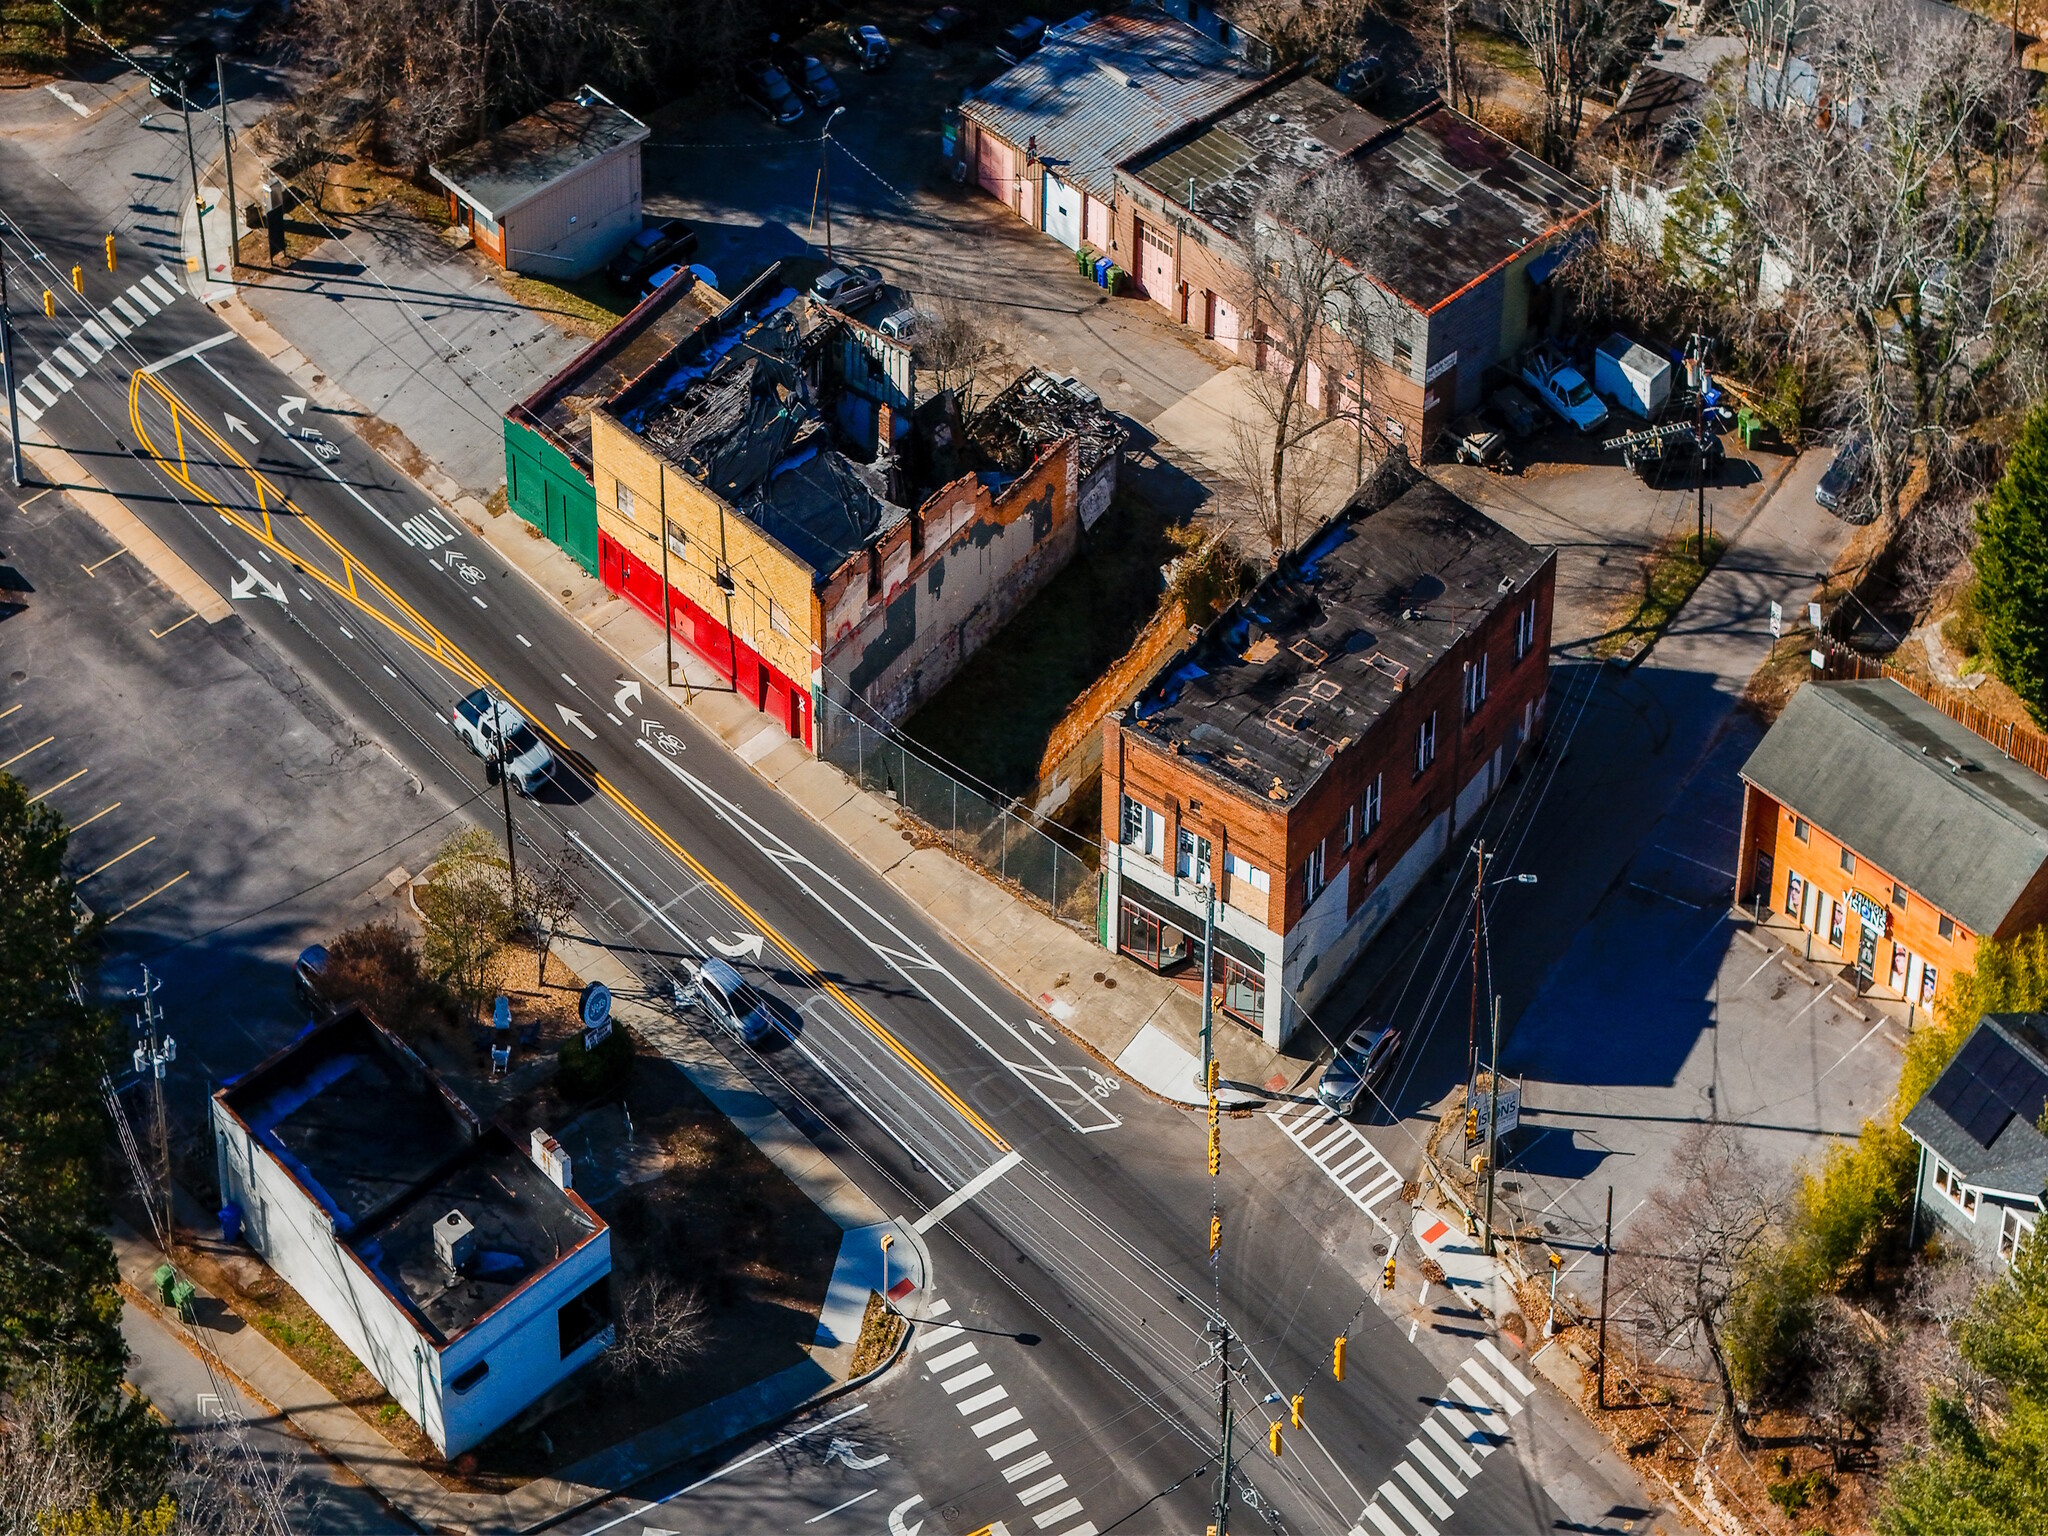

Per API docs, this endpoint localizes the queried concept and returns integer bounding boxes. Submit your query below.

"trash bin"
[1105,263,1125,294]
[218,1202,243,1244]
[1737,407,1765,449]
[1076,244,1095,278]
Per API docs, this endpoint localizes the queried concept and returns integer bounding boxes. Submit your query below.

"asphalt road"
[0,97,1603,1536]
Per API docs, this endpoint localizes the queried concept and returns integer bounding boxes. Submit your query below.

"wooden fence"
[1815,639,2048,780]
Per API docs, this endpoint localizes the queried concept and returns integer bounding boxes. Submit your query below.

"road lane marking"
[80,837,156,881]
[915,1149,1024,1233]
[0,736,55,770]
[804,1489,876,1523]
[141,331,236,375]
[516,632,531,646]
[111,869,188,921]
[83,547,129,574]
[27,767,87,803]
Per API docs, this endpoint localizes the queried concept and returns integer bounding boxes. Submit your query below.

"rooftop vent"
[1944,753,1977,773]
[435,1210,477,1275]
[1098,60,1131,86]
[1267,113,1285,124]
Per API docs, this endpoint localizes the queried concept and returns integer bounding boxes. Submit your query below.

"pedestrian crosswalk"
[12,265,185,424]
[917,1297,1097,1536]
[1350,1338,1537,1536]
[1267,1100,1406,1236]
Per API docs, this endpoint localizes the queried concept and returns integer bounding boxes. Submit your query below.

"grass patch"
[1459,26,1541,78]
[847,1291,907,1378]
[1595,531,1725,660]
[494,268,633,339]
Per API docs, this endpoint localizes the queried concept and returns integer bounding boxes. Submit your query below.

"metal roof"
[1904,1014,2048,1199]
[1739,680,2048,935]
[430,86,648,220]
[960,6,1268,203]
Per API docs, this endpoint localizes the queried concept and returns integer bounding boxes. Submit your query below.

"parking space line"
[80,836,156,882]
[111,870,188,921]
[0,703,20,722]
[73,801,122,830]
[27,767,87,803]
[82,547,129,575]
[150,612,201,639]
[0,736,55,770]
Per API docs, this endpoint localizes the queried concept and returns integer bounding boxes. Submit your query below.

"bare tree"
[1503,0,1647,169]
[523,842,586,987]
[417,827,515,1024]
[1803,1295,1884,1467]
[1624,1123,1784,1442]
[921,303,1015,417]
[1426,0,1484,117]
[601,1275,708,1380]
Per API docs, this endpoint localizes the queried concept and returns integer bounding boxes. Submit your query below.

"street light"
[820,106,846,261]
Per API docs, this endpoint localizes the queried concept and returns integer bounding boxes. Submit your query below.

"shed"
[431,85,648,279]
[1593,333,1672,420]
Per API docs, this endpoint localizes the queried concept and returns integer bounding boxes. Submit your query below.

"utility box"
[1594,333,1672,420]
[435,1210,477,1275]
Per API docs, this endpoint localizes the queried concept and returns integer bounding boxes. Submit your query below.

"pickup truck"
[1520,344,1610,433]
[451,688,555,796]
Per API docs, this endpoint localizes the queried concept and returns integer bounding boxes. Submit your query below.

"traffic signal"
[1290,1394,1304,1429]
[1472,1155,1489,1176]
[1550,1251,1563,1273]
[1207,1059,1220,1092]
[1207,1124,1221,1177]
[1466,1104,1478,1140]
[1382,1255,1397,1291]
[1209,1214,1221,1254]
[1269,1421,1282,1457]
[43,289,53,317]
[105,234,116,272]
[1332,1335,1346,1380]
[71,264,83,295]
[1208,1094,1219,1127]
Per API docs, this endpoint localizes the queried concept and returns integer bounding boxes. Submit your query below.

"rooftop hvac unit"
[435,1210,477,1275]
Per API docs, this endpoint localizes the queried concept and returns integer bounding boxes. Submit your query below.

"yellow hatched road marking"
[127,368,1007,1154]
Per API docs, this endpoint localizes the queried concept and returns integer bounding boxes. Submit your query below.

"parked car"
[996,15,1046,62]
[812,262,885,311]
[771,47,841,108]
[845,23,892,69]
[1315,1020,1403,1117]
[607,217,698,289]
[739,59,804,123]
[1488,385,1545,439]
[1815,432,1871,517]
[149,40,219,107]
[920,5,966,40]
[293,945,331,1016]
[875,305,936,340]
[1520,342,1610,433]
[449,688,554,796]
[686,957,779,1046]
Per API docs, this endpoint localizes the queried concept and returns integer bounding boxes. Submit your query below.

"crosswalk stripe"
[155,263,183,289]
[1003,1451,1053,1482]
[972,1407,1023,1438]
[1477,1338,1537,1396]
[1016,1475,1068,1505]
[50,346,87,377]
[1406,1437,1464,1497]
[1327,1146,1375,1179]
[1394,1462,1452,1520]
[1361,1508,1405,1536]
[1461,1359,1523,1417]
[1433,1401,1496,1452]
[943,1363,995,1395]
[14,391,42,423]
[95,304,131,338]
[916,1323,965,1352]
[955,1384,1008,1415]
[926,1297,952,1318]
[65,329,100,363]
[139,274,177,307]
[1350,1169,1401,1201]
[23,374,60,407]
[1421,1415,1482,1475]
[1051,1524,1096,1536]
[111,296,144,327]
[34,361,71,394]
[1032,1497,1083,1529]
[984,1429,1037,1460]
[81,319,116,352]
[927,1341,979,1373]
[1377,1481,1438,1536]
[124,283,160,316]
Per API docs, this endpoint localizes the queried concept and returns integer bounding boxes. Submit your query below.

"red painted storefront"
[598,532,814,748]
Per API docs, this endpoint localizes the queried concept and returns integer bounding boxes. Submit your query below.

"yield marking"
[915,1149,1024,1234]
[556,704,597,739]
[228,560,287,604]
[223,412,258,443]
[45,82,91,116]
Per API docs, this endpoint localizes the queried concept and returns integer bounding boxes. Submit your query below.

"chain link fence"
[818,691,1100,932]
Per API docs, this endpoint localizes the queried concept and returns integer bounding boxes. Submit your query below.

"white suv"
[450,688,554,796]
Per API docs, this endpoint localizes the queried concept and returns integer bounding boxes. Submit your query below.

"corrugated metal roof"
[960,5,1267,203]
[1739,680,2048,935]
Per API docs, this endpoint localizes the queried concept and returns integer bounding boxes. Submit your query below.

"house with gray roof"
[1904,1013,2048,1269]
[1735,680,2048,1017]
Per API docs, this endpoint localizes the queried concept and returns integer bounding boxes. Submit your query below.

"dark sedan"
[606,218,698,289]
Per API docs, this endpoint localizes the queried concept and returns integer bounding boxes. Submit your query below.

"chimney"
[528,1127,573,1190]
[876,401,895,454]
[435,1210,476,1275]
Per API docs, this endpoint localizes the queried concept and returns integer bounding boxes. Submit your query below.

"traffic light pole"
[1482,996,1502,1255]
[0,250,21,487]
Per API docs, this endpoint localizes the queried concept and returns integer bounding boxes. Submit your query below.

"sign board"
[579,981,612,1049]
[1811,649,1826,670]
[1809,601,1823,630]
[1423,350,1459,385]
[1769,600,1782,639]
[1468,1079,1522,1148]
[1847,889,1888,934]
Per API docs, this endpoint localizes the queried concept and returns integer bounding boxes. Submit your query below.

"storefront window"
[1217,954,1265,1028]
[1119,896,1191,972]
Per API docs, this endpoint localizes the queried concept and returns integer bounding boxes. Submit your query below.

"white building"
[212,1010,613,1457]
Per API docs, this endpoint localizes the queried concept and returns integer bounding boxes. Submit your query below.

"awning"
[1525,233,1593,286]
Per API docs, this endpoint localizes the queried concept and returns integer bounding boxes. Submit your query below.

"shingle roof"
[1739,680,2048,935]
[430,86,647,219]
[960,6,1267,203]
[1903,1014,2048,1199]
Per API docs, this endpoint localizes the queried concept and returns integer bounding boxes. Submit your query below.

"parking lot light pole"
[821,107,845,260]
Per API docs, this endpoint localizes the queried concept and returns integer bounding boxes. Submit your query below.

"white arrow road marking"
[614,678,642,715]
[705,931,765,961]
[228,560,286,604]
[887,1495,924,1536]
[555,704,596,740]
[278,395,308,425]
[824,1437,889,1471]
[222,412,258,444]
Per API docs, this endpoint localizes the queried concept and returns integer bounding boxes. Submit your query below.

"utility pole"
[493,726,519,916]
[1689,335,1710,555]
[129,967,176,1244]
[1466,842,1486,1086]
[216,55,238,268]
[181,94,211,296]
[1482,995,1502,1256]
[1210,1319,1234,1536]
[1596,1184,1613,1409]
[821,107,845,261]
[0,245,22,487]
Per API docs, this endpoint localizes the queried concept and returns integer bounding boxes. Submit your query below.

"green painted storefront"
[502,415,598,576]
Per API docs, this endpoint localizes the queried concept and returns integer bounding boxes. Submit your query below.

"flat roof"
[431,86,648,220]
[1740,680,2048,935]
[219,1011,603,1346]
[1128,82,1600,312]
[1123,466,1548,805]
[961,6,1268,203]
[513,275,725,473]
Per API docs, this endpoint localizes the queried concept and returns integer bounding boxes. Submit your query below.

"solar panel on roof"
[1927,1026,2048,1147]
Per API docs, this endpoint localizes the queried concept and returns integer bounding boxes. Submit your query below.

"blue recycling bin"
[218,1202,243,1244]
[1093,255,1112,287]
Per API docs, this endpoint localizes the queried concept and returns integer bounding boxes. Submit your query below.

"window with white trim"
[1223,850,1270,893]
[1119,795,1163,859]
[1415,711,1438,774]
[2001,1204,2036,1261]
[1514,599,1538,661]
[1934,1157,1978,1218]
[1176,828,1212,885]
[617,480,634,519]
[1462,653,1489,717]
[1362,773,1382,836]
[1339,804,1356,851]
[1301,843,1327,905]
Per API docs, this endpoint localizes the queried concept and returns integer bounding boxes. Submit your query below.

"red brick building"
[1736,680,2048,1018]
[1102,465,1555,1046]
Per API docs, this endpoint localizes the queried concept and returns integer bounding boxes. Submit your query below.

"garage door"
[1137,220,1174,308]
[977,131,1015,209]
[1045,172,1081,249]
[1212,292,1240,353]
